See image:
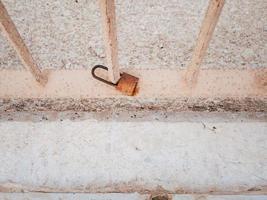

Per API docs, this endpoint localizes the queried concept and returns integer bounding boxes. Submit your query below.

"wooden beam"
[0,0,47,86]
[185,0,225,87]
[99,0,120,84]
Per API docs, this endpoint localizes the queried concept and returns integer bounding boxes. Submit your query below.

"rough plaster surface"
[0,193,147,200]
[0,193,267,200]
[0,0,266,70]
[0,118,266,193]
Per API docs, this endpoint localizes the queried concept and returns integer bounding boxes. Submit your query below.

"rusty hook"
[91,65,119,86]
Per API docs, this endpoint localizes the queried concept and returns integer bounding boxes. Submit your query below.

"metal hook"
[91,65,118,86]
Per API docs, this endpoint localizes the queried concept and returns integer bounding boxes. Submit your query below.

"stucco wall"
[0,0,266,70]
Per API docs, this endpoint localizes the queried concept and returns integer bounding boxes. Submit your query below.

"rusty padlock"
[91,65,139,96]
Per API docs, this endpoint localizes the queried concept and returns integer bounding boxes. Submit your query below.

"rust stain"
[133,85,140,96]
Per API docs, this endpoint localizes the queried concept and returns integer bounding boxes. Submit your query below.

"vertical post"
[0,0,47,86]
[99,0,120,84]
[185,0,225,87]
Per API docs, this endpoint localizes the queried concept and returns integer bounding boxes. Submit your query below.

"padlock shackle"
[91,65,119,86]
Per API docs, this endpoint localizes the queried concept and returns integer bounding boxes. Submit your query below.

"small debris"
[42,116,48,121]
[248,187,262,191]
[151,194,171,200]
[201,122,206,129]
[135,147,141,151]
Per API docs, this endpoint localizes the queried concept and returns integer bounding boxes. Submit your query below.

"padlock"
[91,65,139,96]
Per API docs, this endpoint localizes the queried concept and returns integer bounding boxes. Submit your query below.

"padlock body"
[116,72,139,96]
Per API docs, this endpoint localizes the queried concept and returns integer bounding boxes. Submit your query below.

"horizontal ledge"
[1,193,267,200]
[0,68,266,98]
[0,69,266,112]
[0,182,267,195]
[1,97,267,112]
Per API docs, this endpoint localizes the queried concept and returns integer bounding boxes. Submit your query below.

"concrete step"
[0,112,266,195]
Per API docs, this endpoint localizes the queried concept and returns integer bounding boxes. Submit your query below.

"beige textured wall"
[0,0,266,69]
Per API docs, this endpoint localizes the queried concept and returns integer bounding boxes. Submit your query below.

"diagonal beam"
[99,0,120,84]
[185,0,225,88]
[0,0,47,86]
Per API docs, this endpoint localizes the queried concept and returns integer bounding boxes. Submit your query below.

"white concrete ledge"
[0,120,266,194]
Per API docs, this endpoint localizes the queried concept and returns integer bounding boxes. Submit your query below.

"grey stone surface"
[0,0,266,70]
[0,117,266,193]
[173,195,267,200]
[0,193,267,200]
[0,193,148,200]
